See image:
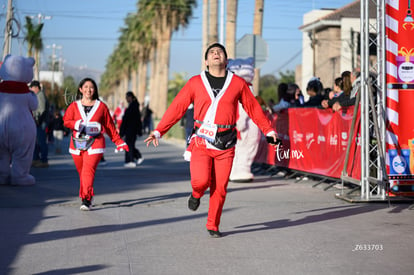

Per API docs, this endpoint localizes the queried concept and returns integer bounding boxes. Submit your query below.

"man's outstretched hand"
[266,134,282,146]
[144,132,159,147]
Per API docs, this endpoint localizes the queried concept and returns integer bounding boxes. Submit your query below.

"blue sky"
[1,0,354,78]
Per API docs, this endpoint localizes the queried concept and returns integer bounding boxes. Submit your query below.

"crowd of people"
[269,69,361,114]
[255,69,363,180]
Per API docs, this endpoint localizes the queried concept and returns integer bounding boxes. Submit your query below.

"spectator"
[181,103,195,145]
[31,80,50,168]
[256,95,273,115]
[332,69,361,112]
[303,77,324,108]
[120,91,144,168]
[51,110,65,154]
[321,77,346,109]
[112,101,125,132]
[267,98,275,110]
[272,83,292,112]
[142,103,153,134]
[290,84,305,107]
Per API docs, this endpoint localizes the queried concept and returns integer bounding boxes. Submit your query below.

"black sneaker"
[208,229,222,238]
[188,194,200,211]
[80,198,91,211]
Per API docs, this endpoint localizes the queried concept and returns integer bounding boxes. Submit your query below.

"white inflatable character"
[227,57,262,182]
[0,55,38,185]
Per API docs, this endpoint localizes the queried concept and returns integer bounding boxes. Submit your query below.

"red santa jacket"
[155,71,274,142]
[63,100,124,155]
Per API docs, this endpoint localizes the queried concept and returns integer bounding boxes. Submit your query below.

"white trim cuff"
[153,130,161,139]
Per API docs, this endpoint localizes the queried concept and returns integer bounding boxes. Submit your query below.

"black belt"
[194,119,236,129]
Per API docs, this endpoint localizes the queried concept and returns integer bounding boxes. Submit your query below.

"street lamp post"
[28,13,52,80]
[46,43,62,92]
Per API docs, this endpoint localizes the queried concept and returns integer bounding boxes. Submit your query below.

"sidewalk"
[0,136,413,275]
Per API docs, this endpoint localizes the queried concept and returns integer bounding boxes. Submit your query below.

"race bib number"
[85,122,101,137]
[197,123,217,143]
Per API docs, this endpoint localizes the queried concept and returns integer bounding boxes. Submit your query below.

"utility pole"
[2,0,13,59]
[46,43,62,93]
[219,0,224,44]
[308,29,317,76]
[30,13,52,24]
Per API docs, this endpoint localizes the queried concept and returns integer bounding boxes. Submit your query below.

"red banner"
[386,0,414,196]
[255,107,361,179]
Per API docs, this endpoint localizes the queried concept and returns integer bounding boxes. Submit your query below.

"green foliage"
[259,74,278,104]
[51,76,78,110]
[24,16,44,56]
[167,72,189,105]
[258,70,296,105]
[279,70,296,84]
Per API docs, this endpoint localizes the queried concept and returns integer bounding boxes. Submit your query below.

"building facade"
[298,0,376,94]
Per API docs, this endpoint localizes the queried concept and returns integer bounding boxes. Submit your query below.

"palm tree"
[24,16,44,80]
[101,12,154,107]
[201,0,218,71]
[208,0,218,45]
[252,0,264,95]
[101,0,196,117]
[201,0,209,71]
[225,0,238,59]
[125,12,156,107]
[138,0,197,118]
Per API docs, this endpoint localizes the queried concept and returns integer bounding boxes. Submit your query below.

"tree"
[138,0,197,119]
[24,16,43,80]
[100,0,196,118]
[201,0,218,71]
[259,74,278,104]
[121,13,155,105]
[201,0,209,71]
[207,0,218,44]
[279,70,295,84]
[252,0,264,95]
[225,0,238,59]
[259,70,296,104]
[168,72,188,105]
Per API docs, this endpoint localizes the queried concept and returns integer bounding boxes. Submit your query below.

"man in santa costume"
[145,43,279,238]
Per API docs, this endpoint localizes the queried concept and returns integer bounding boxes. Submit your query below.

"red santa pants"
[190,138,235,231]
[72,152,102,200]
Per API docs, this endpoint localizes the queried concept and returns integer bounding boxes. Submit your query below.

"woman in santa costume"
[145,43,279,237]
[63,78,128,211]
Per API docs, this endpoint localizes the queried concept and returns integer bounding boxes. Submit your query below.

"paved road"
[0,136,413,275]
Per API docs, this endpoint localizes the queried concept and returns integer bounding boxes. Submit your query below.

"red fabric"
[255,106,361,179]
[190,137,235,231]
[155,73,274,137]
[112,105,125,129]
[63,100,125,154]
[384,2,414,196]
[0,81,31,94]
[72,152,102,199]
[155,72,274,231]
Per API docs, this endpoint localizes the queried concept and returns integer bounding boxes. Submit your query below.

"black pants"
[124,134,141,163]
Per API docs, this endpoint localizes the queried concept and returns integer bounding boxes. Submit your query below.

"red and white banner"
[255,107,361,179]
[385,0,414,196]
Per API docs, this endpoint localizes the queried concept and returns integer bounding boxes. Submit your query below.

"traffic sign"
[236,34,268,68]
